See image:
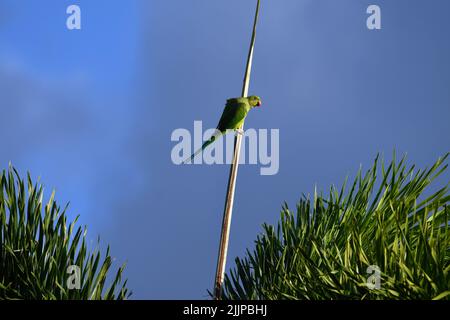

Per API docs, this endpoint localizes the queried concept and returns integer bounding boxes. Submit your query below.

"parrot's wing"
[216,100,249,133]
[182,99,248,164]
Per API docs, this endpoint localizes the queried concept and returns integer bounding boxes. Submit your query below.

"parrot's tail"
[182,132,223,164]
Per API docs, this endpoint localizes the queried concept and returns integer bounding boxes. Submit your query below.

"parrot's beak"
[257,100,262,107]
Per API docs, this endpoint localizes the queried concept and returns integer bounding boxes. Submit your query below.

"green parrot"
[183,95,262,164]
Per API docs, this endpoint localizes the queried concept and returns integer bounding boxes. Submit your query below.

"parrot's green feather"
[183,132,224,164]
[183,96,261,164]
[217,99,250,132]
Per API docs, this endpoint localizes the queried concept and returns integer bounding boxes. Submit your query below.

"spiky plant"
[221,153,450,300]
[0,166,130,299]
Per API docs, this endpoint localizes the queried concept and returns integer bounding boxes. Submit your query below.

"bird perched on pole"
[183,95,262,164]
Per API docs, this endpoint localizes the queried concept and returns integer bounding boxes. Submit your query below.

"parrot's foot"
[236,129,244,136]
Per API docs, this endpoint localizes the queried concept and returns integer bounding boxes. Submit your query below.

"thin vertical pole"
[214,0,261,300]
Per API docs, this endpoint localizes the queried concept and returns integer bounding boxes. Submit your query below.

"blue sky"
[0,0,449,299]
